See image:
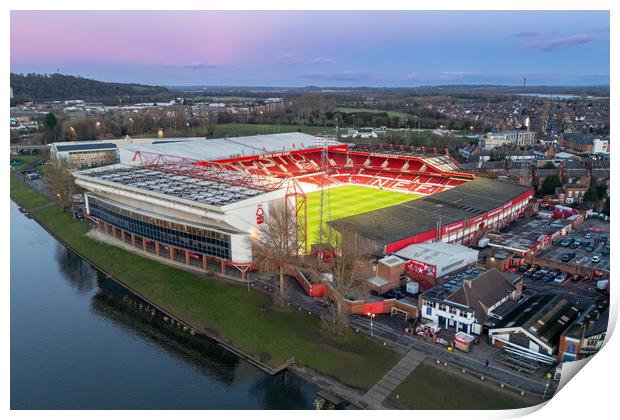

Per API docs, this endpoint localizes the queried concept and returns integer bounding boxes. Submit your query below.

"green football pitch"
[304,185,421,249]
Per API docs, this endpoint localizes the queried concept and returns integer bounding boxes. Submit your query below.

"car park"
[581,241,591,248]
[570,240,582,249]
[602,246,610,255]
[542,274,554,283]
[592,255,601,264]
[586,246,596,252]
[584,232,593,239]
[559,238,573,247]
[571,275,581,283]
[532,271,545,280]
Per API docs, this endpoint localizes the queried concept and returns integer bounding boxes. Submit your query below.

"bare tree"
[251,201,298,305]
[307,230,371,336]
[43,159,78,212]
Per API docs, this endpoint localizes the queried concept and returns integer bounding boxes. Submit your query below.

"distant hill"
[10,73,170,104]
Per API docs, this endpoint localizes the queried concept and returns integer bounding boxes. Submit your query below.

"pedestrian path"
[360,349,425,409]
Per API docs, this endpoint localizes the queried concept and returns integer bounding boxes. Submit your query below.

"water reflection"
[91,274,241,386]
[55,245,97,294]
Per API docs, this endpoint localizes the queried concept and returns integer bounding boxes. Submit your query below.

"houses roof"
[445,269,517,324]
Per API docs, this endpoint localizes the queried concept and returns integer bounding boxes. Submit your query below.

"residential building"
[557,297,609,362]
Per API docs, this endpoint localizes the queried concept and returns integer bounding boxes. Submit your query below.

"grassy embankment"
[10,174,398,391]
[388,362,530,410]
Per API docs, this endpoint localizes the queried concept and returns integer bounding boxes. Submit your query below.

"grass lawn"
[305,185,419,248]
[10,153,43,171]
[388,362,531,410]
[212,123,335,138]
[10,174,399,391]
[336,107,411,120]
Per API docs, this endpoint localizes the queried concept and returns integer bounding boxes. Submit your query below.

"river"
[10,201,318,409]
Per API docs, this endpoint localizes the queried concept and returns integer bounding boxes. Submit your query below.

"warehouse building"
[487,294,581,365]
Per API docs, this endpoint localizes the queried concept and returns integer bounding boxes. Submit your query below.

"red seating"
[210,148,471,195]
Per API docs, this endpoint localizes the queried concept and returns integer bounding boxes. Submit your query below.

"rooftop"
[329,177,531,246]
[487,217,573,253]
[54,142,118,152]
[75,160,282,207]
[492,294,581,348]
[394,242,478,268]
[120,132,322,162]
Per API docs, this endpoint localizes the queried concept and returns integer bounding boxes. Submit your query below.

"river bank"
[10,200,319,409]
[10,173,399,393]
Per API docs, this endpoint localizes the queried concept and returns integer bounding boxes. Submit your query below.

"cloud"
[522,34,596,52]
[309,57,334,64]
[167,62,221,70]
[406,72,419,80]
[512,31,541,38]
[299,70,376,82]
[279,52,304,64]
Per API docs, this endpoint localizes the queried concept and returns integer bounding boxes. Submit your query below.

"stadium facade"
[74,132,533,278]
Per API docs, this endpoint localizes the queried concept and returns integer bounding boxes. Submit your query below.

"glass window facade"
[88,196,231,260]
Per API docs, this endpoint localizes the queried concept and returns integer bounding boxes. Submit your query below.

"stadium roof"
[119,132,323,162]
[55,142,118,152]
[329,178,531,246]
[75,163,277,207]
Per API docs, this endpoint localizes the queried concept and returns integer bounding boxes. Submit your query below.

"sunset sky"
[10,10,610,87]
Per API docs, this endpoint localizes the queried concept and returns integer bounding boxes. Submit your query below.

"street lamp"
[367,312,376,337]
[542,372,553,401]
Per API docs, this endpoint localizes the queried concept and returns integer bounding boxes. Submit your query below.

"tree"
[306,230,371,336]
[583,188,599,205]
[43,160,78,212]
[542,161,556,169]
[44,112,59,142]
[539,174,562,197]
[44,112,58,130]
[10,129,20,144]
[251,201,298,305]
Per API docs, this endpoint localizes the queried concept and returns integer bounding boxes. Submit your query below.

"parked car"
[554,272,569,284]
[570,240,582,249]
[584,232,593,239]
[591,255,601,264]
[586,246,596,252]
[562,252,576,262]
[559,238,573,247]
[542,274,554,283]
[581,241,591,248]
[532,271,545,280]
[571,275,581,283]
[549,269,560,277]
[518,263,531,273]
[602,246,610,255]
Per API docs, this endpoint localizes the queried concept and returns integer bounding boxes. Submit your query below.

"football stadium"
[73,132,532,279]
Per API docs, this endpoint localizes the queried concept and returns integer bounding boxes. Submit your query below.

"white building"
[592,138,610,154]
[480,130,537,150]
[394,242,478,279]
[419,268,521,335]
